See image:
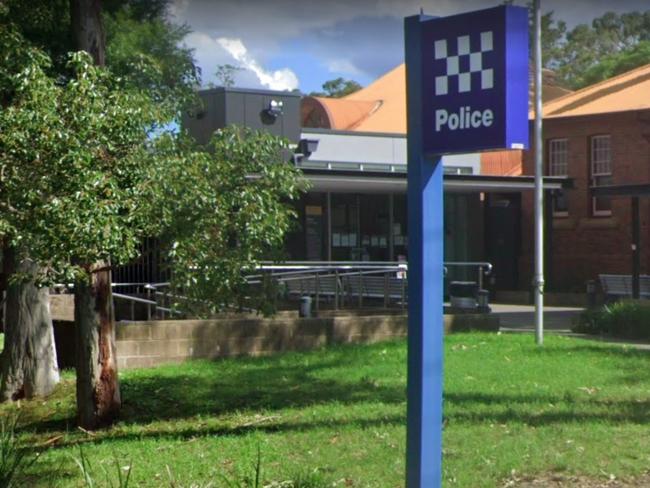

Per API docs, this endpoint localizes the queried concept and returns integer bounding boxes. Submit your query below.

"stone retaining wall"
[52,312,499,370]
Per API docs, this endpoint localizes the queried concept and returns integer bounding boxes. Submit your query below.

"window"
[590,135,613,216]
[548,138,568,216]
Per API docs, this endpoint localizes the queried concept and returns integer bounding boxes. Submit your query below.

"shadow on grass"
[20,343,406,436]
[17,340,650,441]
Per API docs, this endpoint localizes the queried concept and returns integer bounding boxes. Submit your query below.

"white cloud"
[217,38,299,91]
[326,59,364,77]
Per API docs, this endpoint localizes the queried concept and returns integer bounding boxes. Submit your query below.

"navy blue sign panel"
[420,5,529,154]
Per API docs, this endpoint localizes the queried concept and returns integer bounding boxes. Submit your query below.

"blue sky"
[170,0,650,94]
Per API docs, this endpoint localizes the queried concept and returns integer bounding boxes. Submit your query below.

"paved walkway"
[490,303,650,351]
[491,303,582,332]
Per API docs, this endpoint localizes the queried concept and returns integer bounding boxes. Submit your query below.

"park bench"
[599,274,650,300]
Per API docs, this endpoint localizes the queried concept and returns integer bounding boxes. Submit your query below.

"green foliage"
[104,7,199,111]
[215,64,243,88]
[73,446,132,488]
[1,0,198,112]
[0,48,169,282]
[579,40,650,87]
[149,127,306,316]
[574,300,650,339]
[310,77,362,98]
[0,414,39,487]
[536,8,650,89]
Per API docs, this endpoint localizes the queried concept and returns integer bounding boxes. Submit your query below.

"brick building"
[520,64,650,291]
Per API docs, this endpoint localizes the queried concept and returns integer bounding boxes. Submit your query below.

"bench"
[599,274,650,300]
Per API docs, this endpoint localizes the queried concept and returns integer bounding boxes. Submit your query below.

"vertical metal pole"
[358,270,363,308]
[384,272,389,308]
[389,193,395,261]
[315,273,320,315]
[632,197,640,299]
[146,287,151,321]
[405,14,443,488]
[327,192,332,262]
[533,0,545,345]
[334,269,339,310]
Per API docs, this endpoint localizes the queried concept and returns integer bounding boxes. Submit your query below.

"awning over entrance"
[303,169,571,194]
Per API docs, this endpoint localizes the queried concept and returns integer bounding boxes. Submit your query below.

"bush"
[573,300,650,339]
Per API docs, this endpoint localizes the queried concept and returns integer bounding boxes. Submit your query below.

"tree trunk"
[70,0,119,430]
[0,247,60,401]
[74,262,120,429]
[69,0,106,66]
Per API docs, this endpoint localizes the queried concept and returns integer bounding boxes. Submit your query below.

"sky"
[170,0,650,94]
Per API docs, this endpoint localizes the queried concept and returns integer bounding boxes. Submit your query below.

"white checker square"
[481,68,494,89]
[446,56,459,75]
[481,31,493,52]
[470,52,482,72]
[434,39,447,59]
[457,35,470,55]
[435,76,448,95]
[458,72,471,93]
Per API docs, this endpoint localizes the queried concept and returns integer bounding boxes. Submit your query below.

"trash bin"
[299,295,312,318]
[449,281,479,310]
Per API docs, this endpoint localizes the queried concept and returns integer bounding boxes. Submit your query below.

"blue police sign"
[404,5,529,488]
[421,6,529,154]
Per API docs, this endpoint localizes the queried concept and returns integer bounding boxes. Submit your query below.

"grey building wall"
[183,87,301,145]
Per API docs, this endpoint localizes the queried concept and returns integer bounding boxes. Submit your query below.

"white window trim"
[590,135,612,217]
[548,138,569,217]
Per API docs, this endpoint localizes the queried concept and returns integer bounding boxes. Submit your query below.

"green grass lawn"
[2,333,650,487]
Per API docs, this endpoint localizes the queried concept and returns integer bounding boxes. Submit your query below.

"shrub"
[573,300,650,339]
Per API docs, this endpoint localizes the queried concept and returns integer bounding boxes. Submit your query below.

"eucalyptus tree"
[0,23,61,401]
[0,48,168,425]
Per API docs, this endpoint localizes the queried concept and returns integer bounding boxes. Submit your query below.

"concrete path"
[489,303,650,351]
[490,303,583,332]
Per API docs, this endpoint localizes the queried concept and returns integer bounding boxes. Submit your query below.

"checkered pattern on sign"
[434,31,494,96]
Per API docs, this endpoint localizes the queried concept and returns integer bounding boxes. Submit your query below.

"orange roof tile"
[541,63,650,118]
[305,63,578,134]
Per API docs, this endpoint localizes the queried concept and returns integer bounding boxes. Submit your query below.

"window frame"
[590,134,612,217]
[547,138,569,217]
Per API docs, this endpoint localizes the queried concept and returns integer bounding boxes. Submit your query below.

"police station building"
[183,59,569,292]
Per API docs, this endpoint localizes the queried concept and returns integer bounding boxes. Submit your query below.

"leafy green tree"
[310,77,362,98]
[0,48,167,424]
[579,40,650,87]
[0,18,62,401]
[214,64,243,88]
[0,0,198,412]
[543,9,650,89]
[149,127,306,317]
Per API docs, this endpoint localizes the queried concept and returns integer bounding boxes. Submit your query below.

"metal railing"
[44,261,492,321]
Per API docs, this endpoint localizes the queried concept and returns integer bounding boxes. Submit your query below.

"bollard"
[299,295,312,318]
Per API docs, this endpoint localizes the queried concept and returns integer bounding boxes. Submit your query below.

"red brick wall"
[520,110,650,291]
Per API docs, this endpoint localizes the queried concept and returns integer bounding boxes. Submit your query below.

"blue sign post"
[404,6,528,487]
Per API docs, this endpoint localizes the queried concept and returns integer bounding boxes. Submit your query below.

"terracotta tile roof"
[304,63,579,133]
[541,63,650,118]
[302,64,406,133]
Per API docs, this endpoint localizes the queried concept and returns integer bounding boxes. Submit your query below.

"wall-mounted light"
[265,99,284,119]
[297,138,319,158]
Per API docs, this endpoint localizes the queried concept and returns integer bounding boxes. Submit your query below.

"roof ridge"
[544,62,650,113]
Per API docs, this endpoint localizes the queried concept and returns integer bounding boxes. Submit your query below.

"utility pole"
[533,0,544,345]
